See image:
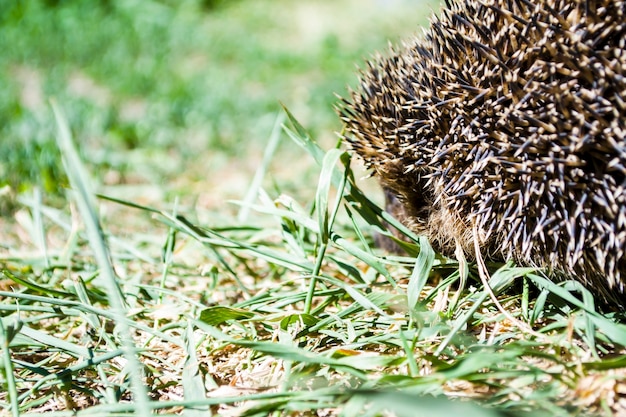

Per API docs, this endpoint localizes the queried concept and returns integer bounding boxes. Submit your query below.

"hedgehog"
[338,0,626,307]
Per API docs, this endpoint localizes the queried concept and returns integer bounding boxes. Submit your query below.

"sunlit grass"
[1,1,626,416]
[1,104,625,416]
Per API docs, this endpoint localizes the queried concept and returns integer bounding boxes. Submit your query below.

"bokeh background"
[1,0,438,212]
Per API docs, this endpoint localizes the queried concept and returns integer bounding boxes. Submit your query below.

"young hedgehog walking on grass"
[338,0,626,307]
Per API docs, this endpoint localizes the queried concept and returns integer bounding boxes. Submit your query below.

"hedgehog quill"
[338,0,626,307]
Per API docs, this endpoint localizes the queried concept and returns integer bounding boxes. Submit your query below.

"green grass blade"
[238,112,284,223]
[165,213,314,271]
[349,390,510,417]
[199,306,255,326]
[0,317,21,417]
[316,148,346,242]
[407,236,435,311]
[52,101,151,415]
[1,270,75,299]
[281,104,326,165]
[182,322,211,417]
[19,325,91,357]
[527,273,626,346]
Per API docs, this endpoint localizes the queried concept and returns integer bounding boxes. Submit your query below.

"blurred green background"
[0,0,437,207]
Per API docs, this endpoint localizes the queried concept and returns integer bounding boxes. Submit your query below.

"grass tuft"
[2,2,626,416]
[3,108,625,415]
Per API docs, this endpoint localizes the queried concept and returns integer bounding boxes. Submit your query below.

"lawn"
[1,0,625,416]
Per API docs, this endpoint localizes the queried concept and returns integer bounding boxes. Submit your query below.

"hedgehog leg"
[374,187,411,253]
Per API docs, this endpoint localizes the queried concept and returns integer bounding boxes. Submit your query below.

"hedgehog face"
[339,0,626,307]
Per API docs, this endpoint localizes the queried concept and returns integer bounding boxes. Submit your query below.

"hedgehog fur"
[339,0,626,307]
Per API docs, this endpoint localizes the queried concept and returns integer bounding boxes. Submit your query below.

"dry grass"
[2,1,626,416]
